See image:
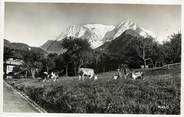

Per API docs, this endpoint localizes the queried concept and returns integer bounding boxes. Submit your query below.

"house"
[4,57,24,78]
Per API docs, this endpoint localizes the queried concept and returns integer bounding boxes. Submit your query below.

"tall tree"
[22,50,43,78]
[46,53,58,72]
[132,36,155,68]
[149,42,164,67]
[62,37,92,75]
[162,32,181,63]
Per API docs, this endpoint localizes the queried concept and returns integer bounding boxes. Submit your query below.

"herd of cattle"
[42,66,144,82]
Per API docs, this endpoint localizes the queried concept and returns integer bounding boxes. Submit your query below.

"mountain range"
[41,19,156,54]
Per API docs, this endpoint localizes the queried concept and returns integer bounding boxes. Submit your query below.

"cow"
[78,68,97,80]
[112,75,119,80]
[50,72,59,81]
[42,71,59,82]
[131,71,144,80]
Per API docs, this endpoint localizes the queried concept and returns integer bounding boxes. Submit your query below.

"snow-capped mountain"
[116,19,156,38]
[61,25,87,39]
[59,24,115,48]
[113,20,137,39]
[103,19,156,42]
[84,24,115,40]
[41,19,156,53]
[59,20,156,48]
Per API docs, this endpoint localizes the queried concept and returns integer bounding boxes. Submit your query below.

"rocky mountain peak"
[41,19,157,53]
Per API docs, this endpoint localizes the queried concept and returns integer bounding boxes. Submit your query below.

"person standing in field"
[120,64,129,79]
[117,69,122,79]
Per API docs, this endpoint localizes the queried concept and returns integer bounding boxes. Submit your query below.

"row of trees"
[108,32,181,68]
[4,32,181,78]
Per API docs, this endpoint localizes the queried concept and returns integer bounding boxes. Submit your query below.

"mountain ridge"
[40,19,156,54]
[4,39,47,58]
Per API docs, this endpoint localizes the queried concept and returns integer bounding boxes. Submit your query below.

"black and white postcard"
[2,0,183,116]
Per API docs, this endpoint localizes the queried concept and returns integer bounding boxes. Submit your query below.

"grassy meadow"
[5,64,181,114]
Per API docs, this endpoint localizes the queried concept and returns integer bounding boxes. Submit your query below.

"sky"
[5,3,181,47]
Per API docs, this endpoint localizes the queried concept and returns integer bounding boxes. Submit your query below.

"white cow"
[78,68,97,80]
[50,72,59,81]
[131,71,144,80]
[113,75,119,80]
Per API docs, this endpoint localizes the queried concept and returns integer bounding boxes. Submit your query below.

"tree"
[62,37,93,76]
[132,36,155,68]
[107,33,141,68]
[55,54,65,76]
[162,32,181,63]
[22,50,44,78]
[149,42,164,67]
[4,47,14,62]
[45,53,58,73]
[55,53,70,76]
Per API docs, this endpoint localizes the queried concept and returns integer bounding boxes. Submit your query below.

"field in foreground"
[5,64,181,114]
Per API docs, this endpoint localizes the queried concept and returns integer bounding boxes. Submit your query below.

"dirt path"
[3,82,39,113]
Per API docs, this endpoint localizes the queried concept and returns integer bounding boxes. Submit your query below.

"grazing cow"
[42,71,59,82]
[112,75,119,80]
[50,72,59,81]
[131,71,144,80]
[78,68,96,80]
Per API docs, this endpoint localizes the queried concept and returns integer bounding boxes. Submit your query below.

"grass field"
[5,64,181,114]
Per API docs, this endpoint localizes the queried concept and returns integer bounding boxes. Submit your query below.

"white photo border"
[1,0,183,117]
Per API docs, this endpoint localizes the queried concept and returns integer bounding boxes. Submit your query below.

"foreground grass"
[5,65,180,114]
